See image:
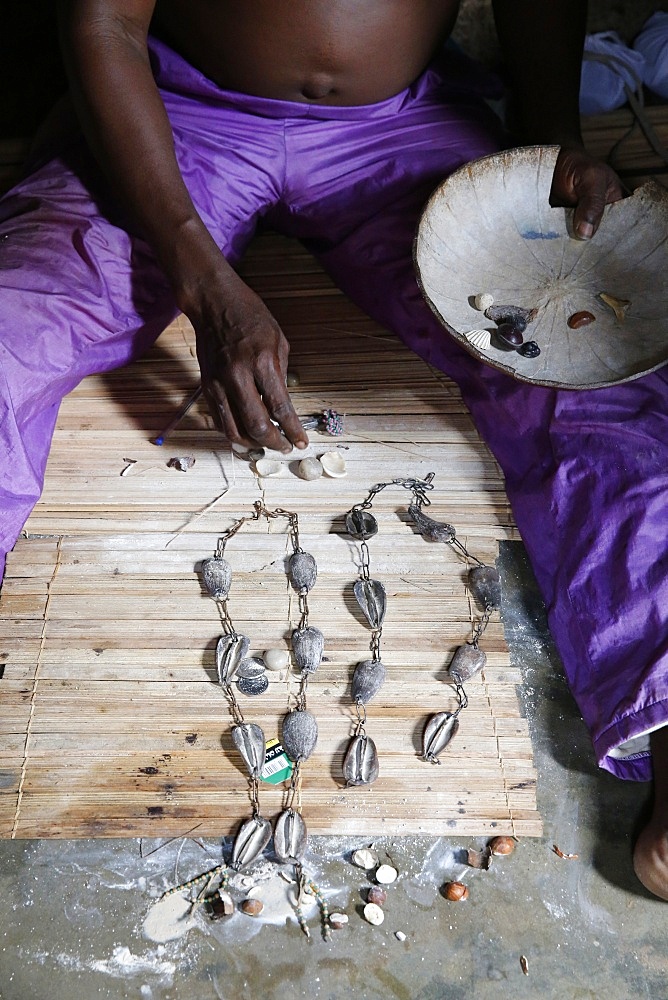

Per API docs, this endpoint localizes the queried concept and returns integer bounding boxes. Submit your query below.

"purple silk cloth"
[0,38,666,779]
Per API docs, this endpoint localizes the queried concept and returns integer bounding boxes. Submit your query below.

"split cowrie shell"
[375,864,398,885]
[274,808,308,864]
[329,912,349,930]
[201,557,232,601]
[216,633,250,685]
[320,451,347,477]
[231,815,272,870]
[448,644,486,684]
[231,722,266,778]
[343,732,380,786]
[352,848,378,869]
[422,711,460,763]
[363,902,385,926]
[353,578,386,629]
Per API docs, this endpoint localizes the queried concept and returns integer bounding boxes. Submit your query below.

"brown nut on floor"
[442,881,469,901]
[489,836,516,856]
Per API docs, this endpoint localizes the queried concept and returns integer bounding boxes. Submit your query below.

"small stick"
[152,385,203,446]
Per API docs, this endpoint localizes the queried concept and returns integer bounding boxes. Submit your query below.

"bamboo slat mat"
[0,232,540,840]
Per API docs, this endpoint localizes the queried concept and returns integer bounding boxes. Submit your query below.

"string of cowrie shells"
[343,473,502,781]
[161,501,330,941]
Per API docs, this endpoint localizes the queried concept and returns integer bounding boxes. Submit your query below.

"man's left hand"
[551,146,625,241]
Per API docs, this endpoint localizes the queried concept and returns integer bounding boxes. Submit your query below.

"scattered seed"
[442,881,469,901]
[352,848,378,869]
[375,864,398,885]
[567,310,595,329]
[467,847,492,870]
[204,890,234,920]
[489,836,516,857]
[367,886,387,906]
[520,955,529,976]
[363,902,385,926]
[395,930,407,942]
[598,291,630,322]
[120,458,137,477]
[167,455,196,472]
[552,844,579,860]
[241,898,264,916]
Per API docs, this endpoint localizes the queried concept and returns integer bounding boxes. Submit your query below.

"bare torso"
[152,0,460,105]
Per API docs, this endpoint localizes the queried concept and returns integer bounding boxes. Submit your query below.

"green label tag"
[260,738,293,785]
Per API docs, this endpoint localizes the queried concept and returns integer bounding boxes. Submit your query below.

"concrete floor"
[0,541,666,1000]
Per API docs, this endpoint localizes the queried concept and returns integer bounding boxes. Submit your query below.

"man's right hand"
[191,269,308,453]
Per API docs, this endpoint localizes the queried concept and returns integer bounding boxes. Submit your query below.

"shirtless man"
[2,1,664,898]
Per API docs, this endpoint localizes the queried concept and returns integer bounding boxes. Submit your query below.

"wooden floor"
[5,102,665,841]
[0,233,542,839]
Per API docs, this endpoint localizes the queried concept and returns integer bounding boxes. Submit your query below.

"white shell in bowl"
[320,451,347,478]
[464,328,492,350]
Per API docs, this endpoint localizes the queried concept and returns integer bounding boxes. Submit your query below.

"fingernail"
[295,440,308,450]
[576,221,594,240]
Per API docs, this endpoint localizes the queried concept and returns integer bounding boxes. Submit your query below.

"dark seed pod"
[237,674,269,697]
[567,310,595,329]
[231,815,272,870]
[291,626,324,673]
[353,579,386,628]
[281,709,318,762]
[274,808,308,863]
[468,565,501,611]
[518,340,541,358]
[343,733,380,785]
[422,711,460,763]
[495,323,523,349]
[288,551,318,593]
[231,723,266,777]
[351,659,386,705]
[484,304,533,331]
[448,644,486,685]
[201,557,232,601]
[216,633,250,685]
[345,509,378,540]
[408,504,456,543]
[237,656,266,679]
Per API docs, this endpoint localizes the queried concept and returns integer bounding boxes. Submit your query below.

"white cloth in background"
[579,31,645,114]
[633,12,668,100]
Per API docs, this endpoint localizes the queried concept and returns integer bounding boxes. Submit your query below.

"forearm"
[57,0,232,312]
[492,0,587,147]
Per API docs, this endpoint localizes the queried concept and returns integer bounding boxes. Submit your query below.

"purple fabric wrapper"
[0,37,666,779]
